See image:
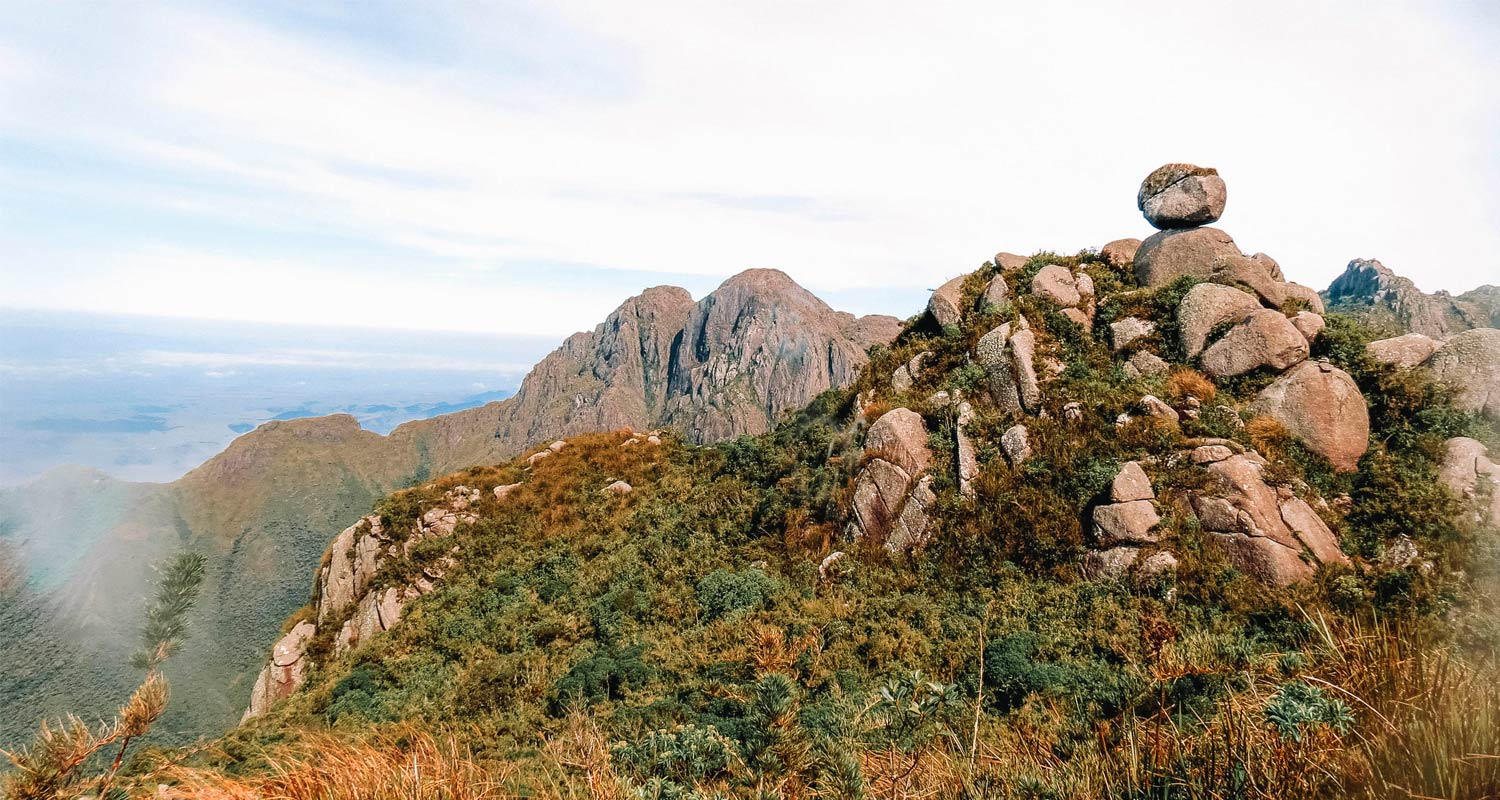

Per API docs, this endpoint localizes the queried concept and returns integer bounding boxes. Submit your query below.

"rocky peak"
[1323,258,1500,338]
[662,270,900,442]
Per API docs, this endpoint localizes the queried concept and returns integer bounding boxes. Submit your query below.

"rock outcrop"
[1134,227,1241,289]
[1439,437,1500,527]
[1250,361,1370,472]
[1178,283,1264,359]
[1190,452,1348,585]
[928,274,969,327]
[242,621,316,721]
[850,409,937,552]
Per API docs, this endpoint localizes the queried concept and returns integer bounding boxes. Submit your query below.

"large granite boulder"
[1093,500,1161,545]
[1424,328,1500,418]
[864,407,933,476]
[1250,361,1370,472]
[1032,265,1083,308]
[1136,227,1242,289]
[1200,309,1309,378]
[928,274,969,327]
[1366,333,1440,369]
[1137,163,1227,229]
[1179,283,1262,358]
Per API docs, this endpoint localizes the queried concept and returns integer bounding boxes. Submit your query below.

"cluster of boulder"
[1186,443,1348,584]
[1131,165,1369,473]
[1439,437,1500,529]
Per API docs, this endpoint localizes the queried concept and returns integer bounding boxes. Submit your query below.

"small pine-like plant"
[1,552,205,799]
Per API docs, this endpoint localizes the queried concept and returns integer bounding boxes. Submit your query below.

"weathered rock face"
[977,275,1011,310]
[955,399,979,499]
[1439,437,1500,527]
[1366,333,1439,369]
[1033,265,1083,308]
[928,274,969,327]
[976,322,1041,415]
[1424,328,1500,418]
[993,252,1030,272]
[850,408,936,553]
[1290,311,1325,343]
[1110,317,1155,352]
[1094,500,1161,545]
[1199,309,1309,378]
[1135,227,1241,288]
[1192,453,1347,585]
[1001,424,1032,465]
[1178,283,1263,358]
[1110,461,1154,502]
[242,621,316,721]
[864,408,933,476]
[663,270,904,442]
[1251,361,1370,472]
[1137,163,1227,229]
[1324,259,1500,339]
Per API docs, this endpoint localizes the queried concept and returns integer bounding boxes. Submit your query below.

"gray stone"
[1250,361,1369,472]
[1100,238,1142,268]
[928,274,969,327]
[1290,311,1325,343]
[1111,461,1155,502]
[887,476,937,553]
[1111,317,1156,352]
[978,275,1010,310]
[1124,351,1169,379]
[1138,163,1227,229]
[1010,329,1042,412]
[1082,547,1140,580]
[865,407,933,476]
[993,252,1029,272]
[1200,309,1309,379]
[976,323,1021,414]
[956,400,979,499]
[1093,500,1161,545]
[1366,333,1440,369]
[1424,328,1500,418]
[1140,394,1180,422]
[1032,265,1082,307]
[1001,424,1032,465]
[1178,283,1262,359]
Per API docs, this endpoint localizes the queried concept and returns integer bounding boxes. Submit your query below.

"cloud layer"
[2,0,1496,335]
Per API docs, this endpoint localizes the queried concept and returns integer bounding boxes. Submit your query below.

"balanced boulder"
[1137,163,1227,229]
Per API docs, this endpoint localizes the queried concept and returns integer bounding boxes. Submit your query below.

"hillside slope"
[0,270,898,745]
[178,164,1500,799]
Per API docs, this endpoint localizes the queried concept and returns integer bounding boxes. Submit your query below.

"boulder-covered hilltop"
[208,164,1499,800]
[0,269,898,746]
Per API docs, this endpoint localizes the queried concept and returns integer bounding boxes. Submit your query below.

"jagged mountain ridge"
[1323,258,1500,339]
[0,269,899,745]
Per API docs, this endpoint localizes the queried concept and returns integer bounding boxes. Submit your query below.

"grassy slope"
[78,255,1500,797]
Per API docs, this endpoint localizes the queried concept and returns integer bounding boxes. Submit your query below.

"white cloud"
[0,0,1496,336]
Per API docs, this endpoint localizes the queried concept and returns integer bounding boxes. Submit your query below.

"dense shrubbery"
[81,252,1500,800]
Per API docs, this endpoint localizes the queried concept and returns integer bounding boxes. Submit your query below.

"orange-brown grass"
[153,728,511,800]
[1246,415,1293,463]
[1166,368,1218,405]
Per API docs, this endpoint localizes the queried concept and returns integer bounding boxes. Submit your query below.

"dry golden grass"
[1166,367,1218,405]
[152,728,511,800]
[1246,415,1293,462]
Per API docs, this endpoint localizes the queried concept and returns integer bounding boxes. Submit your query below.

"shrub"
[612,723,738,787]
[1263,681,1353,743]
[695,568,777,620]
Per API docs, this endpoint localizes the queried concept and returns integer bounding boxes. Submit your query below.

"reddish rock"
[1138,163,1227,229]
[1250,361,1370,472]
[1200,309,1310,378]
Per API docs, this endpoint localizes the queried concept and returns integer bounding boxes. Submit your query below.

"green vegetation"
[14,253,1499,800]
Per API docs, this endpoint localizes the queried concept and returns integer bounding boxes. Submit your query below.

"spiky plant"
[1,551,205,800]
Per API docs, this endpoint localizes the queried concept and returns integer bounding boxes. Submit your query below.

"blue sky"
[1,0,1497,336]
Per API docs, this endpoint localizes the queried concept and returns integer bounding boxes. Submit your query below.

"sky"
[1,0,1498,337]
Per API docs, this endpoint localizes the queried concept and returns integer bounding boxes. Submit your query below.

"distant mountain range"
[0,269,899,744]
